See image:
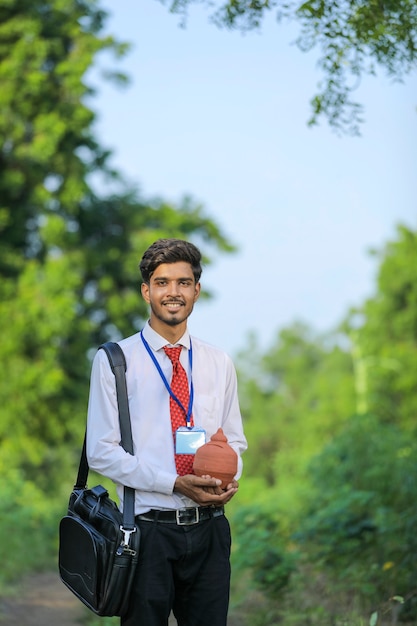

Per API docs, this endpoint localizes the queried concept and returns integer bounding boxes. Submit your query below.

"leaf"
[392,595,405,604]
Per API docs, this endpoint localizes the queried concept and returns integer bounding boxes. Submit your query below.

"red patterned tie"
[164,346,194,476]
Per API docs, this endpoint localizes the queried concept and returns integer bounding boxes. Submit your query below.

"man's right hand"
[174,474,238,506]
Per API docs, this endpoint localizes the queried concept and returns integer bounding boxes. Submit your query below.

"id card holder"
[175,426,206,454]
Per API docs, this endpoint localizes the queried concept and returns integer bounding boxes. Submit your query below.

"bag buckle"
[175,507,200,525]
[118,526,137,556]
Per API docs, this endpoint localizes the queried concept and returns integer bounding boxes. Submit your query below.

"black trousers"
[121,513,231,626]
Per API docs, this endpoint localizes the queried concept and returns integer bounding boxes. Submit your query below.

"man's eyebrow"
[153,276,193,281]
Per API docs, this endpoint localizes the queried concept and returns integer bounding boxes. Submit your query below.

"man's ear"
[194,282,201,302]
[141,282,150,304]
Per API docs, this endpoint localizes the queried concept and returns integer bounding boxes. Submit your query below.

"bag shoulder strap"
[74,342,135,529]
[99,342,133,455]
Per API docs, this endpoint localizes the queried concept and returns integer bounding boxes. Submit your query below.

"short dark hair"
[139,238,202,284]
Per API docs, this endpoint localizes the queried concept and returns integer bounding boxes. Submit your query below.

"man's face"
[141,262,200,331]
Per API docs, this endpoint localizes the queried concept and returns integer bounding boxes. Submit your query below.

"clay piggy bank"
[193,428,238,488]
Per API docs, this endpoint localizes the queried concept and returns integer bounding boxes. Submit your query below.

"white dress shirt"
[86,322,247,514]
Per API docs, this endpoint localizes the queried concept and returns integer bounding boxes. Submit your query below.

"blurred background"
[0,1,416,624]
[92,1,417,355]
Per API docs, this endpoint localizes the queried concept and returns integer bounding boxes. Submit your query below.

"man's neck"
[148,319,187,345]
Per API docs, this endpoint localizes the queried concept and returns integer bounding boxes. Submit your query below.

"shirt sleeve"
[86,349,177,494]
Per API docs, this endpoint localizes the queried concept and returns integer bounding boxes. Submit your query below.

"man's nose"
[168,281,180,295]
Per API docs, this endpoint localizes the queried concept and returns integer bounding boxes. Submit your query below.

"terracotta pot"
[193,428,238,488]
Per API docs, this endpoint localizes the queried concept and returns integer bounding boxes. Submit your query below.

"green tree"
[236,322,355,506]
[293,414,417,622]
[346,225,417,429]
[0,0,234,495]
[161,0,417,134]
[0,0,127,278]
[232,225,417,624]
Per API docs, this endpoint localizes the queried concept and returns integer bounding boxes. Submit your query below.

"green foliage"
[160,0,417,133]
[233,225,417,624]
[347,225,417,429]
[0,0,126,277]
[232,505,299,598]
[236,322,355,500]
[298,414,417,570]
[0,255,87,492]
[0,470,61,588]
[282,414,417,623]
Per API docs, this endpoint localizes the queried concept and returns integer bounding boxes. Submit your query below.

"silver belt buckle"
[176,507,200,525]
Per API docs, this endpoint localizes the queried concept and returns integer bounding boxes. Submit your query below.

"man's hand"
[174,474,238,507]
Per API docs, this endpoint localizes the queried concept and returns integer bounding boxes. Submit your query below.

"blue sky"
[92,1,417,356]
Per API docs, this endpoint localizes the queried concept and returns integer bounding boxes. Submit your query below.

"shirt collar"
[142,320,191,352]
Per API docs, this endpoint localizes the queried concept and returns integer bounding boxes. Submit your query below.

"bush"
[232,504,299,599]
[294,414,417,621]
[0,470,61,589]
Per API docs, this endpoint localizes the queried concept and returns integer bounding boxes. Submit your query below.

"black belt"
[136,506,224,526]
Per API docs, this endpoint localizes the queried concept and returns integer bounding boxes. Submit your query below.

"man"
[87,238,247,626]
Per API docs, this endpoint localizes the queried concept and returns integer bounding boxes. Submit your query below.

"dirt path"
[0,571,243,625]
[0,571,86,626]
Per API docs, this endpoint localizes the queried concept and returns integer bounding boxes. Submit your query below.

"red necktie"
[164,346,194,476]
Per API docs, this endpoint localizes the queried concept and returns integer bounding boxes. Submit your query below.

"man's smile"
[163,301,184,311]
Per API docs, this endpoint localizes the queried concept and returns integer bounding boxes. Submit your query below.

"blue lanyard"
[140,331,194,427]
